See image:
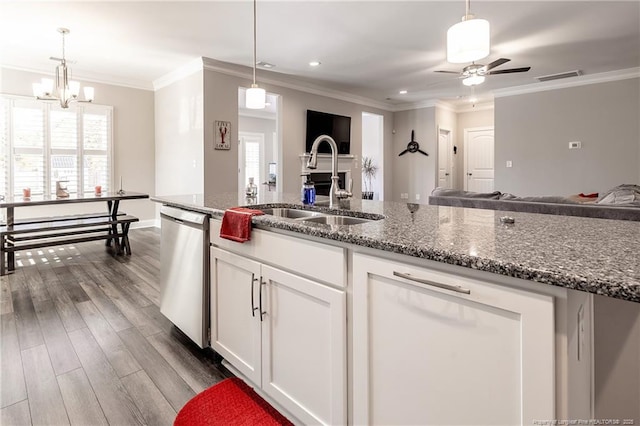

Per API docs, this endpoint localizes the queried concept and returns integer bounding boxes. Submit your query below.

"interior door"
[437,128,453,189]
[464,127,494,192]
[238,132,264,193]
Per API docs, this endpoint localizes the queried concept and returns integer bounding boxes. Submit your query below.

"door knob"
[468,173,473,176]
[445,173,450,176]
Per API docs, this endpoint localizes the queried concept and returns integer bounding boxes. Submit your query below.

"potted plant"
[362,156,378,200]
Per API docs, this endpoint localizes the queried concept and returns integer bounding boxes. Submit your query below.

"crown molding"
[392,99,440,112]
[152,57,204,90]
[1,65,153,91]
[200,57,396,112]
[455,101,495,113]
[493,67,640,98]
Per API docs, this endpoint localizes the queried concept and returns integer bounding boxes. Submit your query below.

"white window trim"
[1,94,114,197]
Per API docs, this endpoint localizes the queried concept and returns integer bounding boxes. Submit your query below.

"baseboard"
[131,219,159,229]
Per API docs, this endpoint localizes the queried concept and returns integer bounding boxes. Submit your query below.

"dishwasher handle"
[160,205,208,227]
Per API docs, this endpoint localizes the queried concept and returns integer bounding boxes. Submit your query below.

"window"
[0,95,113,197]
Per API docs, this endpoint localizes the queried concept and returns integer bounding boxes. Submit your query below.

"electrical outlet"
[415,194,420,200]
[192,159,197,168]
[400,193,408,199]
[569,141,581,149]
[506,160,513,168]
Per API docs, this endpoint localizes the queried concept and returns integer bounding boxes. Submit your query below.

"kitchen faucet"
[306,135,352,208]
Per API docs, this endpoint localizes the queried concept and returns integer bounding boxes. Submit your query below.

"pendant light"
[447,0,490,64]
[245,0,266,109]
[32,28,95,108]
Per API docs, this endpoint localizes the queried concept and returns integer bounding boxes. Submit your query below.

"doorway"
[437,127,453,189]
[238,88,281,194]
[362,112,384,200]
[464,127,494,192]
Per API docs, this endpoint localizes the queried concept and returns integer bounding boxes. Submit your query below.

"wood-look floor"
[0,228,232,426]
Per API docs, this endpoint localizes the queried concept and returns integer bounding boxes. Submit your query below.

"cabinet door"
[353,253,555,426]
[210,247,262,385]
[261,265,346,426]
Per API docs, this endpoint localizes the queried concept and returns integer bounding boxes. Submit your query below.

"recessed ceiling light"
[256,61,275,68]
[309,61,321,67]
[399,90,408,94]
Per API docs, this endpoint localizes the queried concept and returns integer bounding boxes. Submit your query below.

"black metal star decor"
[399,130,428,156]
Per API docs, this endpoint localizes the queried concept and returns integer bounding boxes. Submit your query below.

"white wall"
[1,67,156,225]
[392,107,436,202]
[155,68,204,197]
[495,78,640,196]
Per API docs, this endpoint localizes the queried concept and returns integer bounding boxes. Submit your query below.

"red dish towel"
[220,207,264,243]
[578,192,599,198]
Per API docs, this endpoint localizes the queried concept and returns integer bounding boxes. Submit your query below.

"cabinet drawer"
[210,219,345,287]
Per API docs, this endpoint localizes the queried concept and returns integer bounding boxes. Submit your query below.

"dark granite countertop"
[151,193,640,303]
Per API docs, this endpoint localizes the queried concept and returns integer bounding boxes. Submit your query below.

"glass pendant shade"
[246,84,266,109]
[462,75,485,86]
[83,86,95,101]
[41,78,54,95]
[69,81,80,97]
[447,18,490,63]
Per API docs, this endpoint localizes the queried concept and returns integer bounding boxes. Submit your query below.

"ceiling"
[1,1,639,108]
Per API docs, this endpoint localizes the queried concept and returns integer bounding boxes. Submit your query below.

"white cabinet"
[352,252,556,426]
[211,246,346,425]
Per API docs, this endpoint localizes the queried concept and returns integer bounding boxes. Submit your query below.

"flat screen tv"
[305,110,351,155]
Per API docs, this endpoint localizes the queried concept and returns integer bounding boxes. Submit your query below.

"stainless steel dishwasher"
[160,205,210,348]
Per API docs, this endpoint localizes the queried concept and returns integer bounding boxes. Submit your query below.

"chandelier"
[446,0,490,64]
[32,28,94,109]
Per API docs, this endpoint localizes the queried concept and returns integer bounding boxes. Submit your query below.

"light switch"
[569,141,582,149]
[506,160,513,168]
[415,194,420,200]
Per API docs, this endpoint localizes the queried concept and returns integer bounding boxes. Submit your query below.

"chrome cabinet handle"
[393,271,471,295]
[251,273,259,317]
[258,280,266,322]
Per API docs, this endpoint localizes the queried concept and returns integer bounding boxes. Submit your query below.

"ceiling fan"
[435,58,531,86]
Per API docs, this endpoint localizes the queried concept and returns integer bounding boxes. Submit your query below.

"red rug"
[174,377,294,426]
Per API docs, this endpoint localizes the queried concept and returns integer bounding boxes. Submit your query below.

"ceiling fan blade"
[488,67,531,75]
[434,70,460,74]
[485,58,510,71]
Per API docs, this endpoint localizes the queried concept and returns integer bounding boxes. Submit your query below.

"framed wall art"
[214,120,231,150]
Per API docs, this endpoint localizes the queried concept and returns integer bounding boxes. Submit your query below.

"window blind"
[0,95,113,198]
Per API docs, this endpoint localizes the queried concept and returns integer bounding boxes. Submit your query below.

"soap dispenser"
[301,174,316,205]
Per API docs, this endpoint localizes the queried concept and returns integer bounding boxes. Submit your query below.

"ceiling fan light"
[462,75,485,86]
[447,18,490,64]
[246,84,266,109]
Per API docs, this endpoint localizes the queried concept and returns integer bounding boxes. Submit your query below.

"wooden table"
[0,192,149,274]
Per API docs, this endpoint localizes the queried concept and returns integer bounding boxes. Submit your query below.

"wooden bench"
[0,212,139,275]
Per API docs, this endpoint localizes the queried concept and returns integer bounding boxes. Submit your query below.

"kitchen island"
[152,193,640,425]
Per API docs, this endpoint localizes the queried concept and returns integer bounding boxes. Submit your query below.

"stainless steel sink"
[259,208,325,219]
[301,215,373,225]
[259,206,384,226]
